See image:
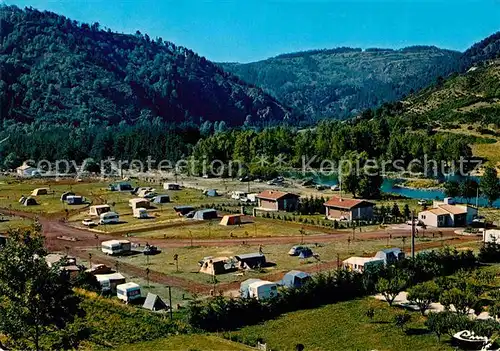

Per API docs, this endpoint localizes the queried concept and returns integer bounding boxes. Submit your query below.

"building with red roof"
[256,190,299,212]
[324,196,374,221]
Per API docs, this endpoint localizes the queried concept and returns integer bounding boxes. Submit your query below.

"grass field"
[67,186,240,234]
[76,289,191,350]
[114,335,254,351]
[130,216,336,240]
[95,235,456,285]
[233,298,451,351]
[0,215,33,232]
[0,179,91,214]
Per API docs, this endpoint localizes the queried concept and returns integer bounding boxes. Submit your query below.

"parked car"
[185,211,196,218]
[418,199,430,206]
[288,245,308,256]
[82,219,96,227]
[330,184,340,191]
[143,245,161,255]
[406,219,419,225]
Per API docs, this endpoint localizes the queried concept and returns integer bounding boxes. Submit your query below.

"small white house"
[163,183,180,190]
[248,280,278,300]
[133,208,149,219]
[343,257,384,273]
[99,211,120,224]
[116,282,141,303]
[418,199,477,227]
[89,204,111,217]
[101,240,131,255]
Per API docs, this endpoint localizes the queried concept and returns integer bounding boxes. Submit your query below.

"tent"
[66,195,83,205]
[240,278,262,298]
[31,188,49,196]
[60,192,75,201]
[152,195,170,204]
[220,214,242,226]
[280,270,311,288]
[204,189,218,197]
[298,248,314,259]
[235,253,266,269]
[193,209,218,220]
[199,257,234,275]
[23,197,38,206]
[143,293,169,311]
[174,206,195,216]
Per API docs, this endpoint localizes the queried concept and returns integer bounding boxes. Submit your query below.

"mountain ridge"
[0,5,292,128]
[221,46,463,120]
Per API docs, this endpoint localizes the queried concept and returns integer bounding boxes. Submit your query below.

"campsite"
[0,175,497,351]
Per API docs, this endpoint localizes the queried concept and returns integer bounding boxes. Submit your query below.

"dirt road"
[1,208,479,294]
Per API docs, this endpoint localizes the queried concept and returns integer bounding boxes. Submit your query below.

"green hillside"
[403,60,500,127]
[0,5,291,128]
[222,46,462,120]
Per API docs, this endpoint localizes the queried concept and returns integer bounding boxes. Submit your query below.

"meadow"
[232,297,451,351]
[113,334,254,351]
[95,235,457,285]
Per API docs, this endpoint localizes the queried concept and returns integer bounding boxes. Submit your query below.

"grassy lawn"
[76,289,191,350]
[0,179,91,215]
[131,216,335,240]
[233,298,451,351]
[114,335,254,351]
[480,207,500,223]
[93,235,454,285]
[67,187,240,234]
[472,141,500,166]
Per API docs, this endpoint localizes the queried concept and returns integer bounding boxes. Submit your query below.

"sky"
[5,0,500,63]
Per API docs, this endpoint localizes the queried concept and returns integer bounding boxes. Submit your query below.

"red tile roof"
[324,196,374,209]
[256,190,299,201]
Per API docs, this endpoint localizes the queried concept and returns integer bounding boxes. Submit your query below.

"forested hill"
[460,31,500,70]
[0,5,292,127]
[221,46,462,120]
[400,59,500,127]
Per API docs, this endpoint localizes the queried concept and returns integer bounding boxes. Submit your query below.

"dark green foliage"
[394,312,411,332]
[481,166,500,206]
[479,242,500,263]
[461,31,500,70]
[0,224,84,350]
[444,180,460,198]
[79,293,189,347]
[190,118,473,180]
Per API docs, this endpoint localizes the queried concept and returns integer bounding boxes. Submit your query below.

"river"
[301,173,500,208]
